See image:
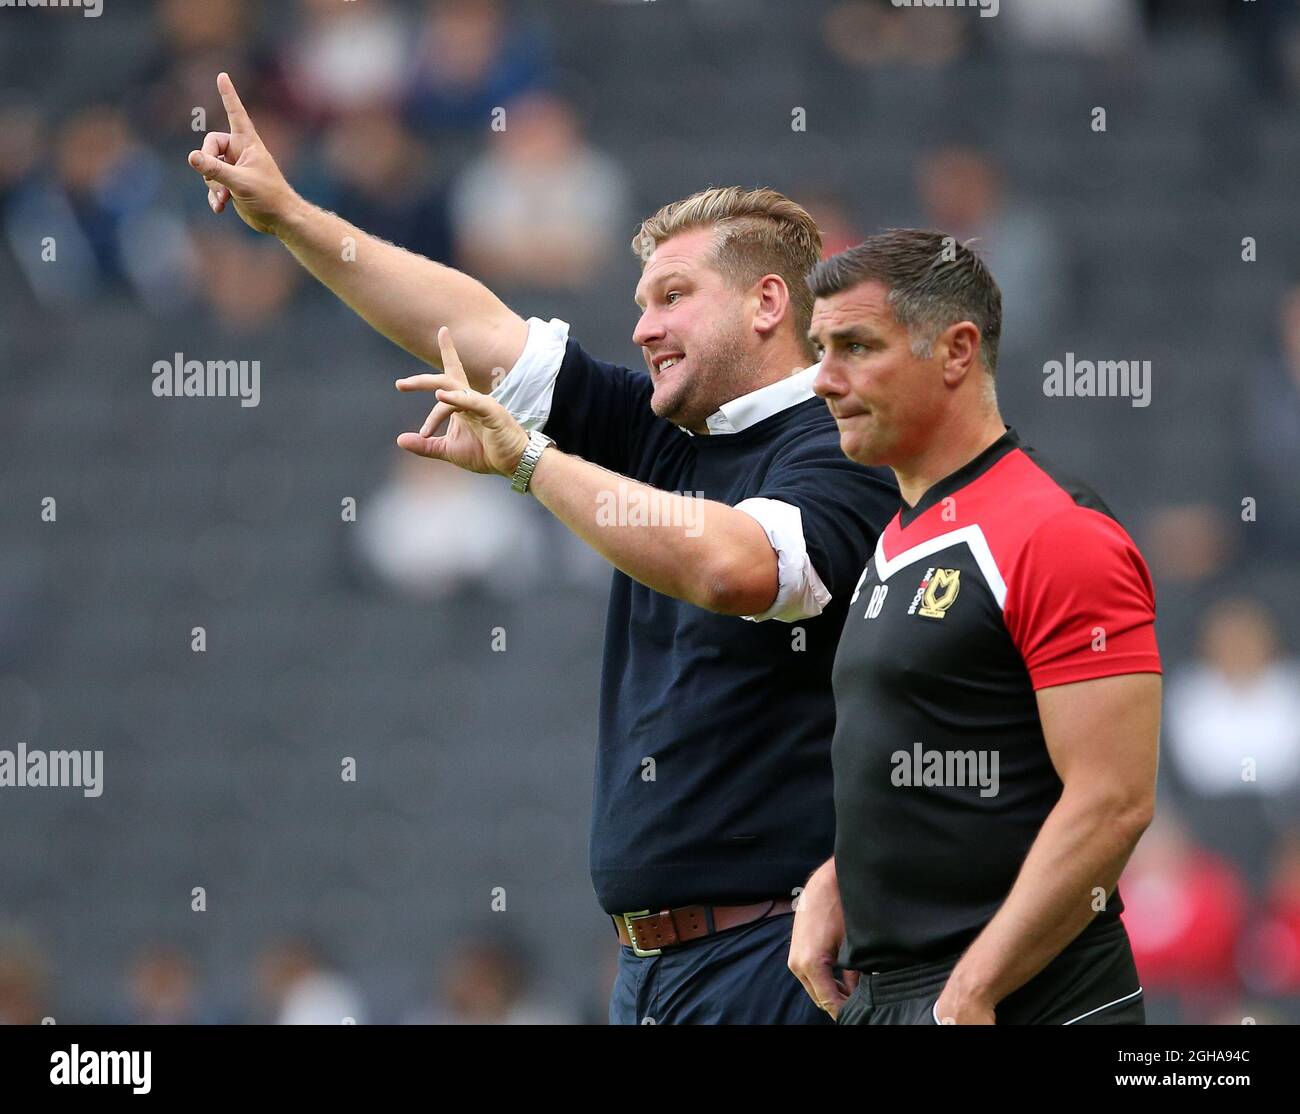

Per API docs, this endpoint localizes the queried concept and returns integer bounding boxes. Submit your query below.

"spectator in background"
[1239,829,1300,1002]
[114,943,218,1025]
[1002,0,1143,57]
[3,106,192,312]
[449,90,630,290]
[188,226,301,334]
[0,98,44,306]
[320,107,454,265]
[403,0,549,136]
[352,451,544,601]
[1121,811,1245,1019]
[819,1,972,70]
[256,936,367,1025]
[0,925,50,1025]
[797,188,865,259]
[1140,503,1233,587]
[0,100,43,220]
[282,0,410,124]
[1164,598,1300,886]
[130,0,269,149]
[916,146,1065,350]
[1243,284,1300,557]
[404,933,575,1024]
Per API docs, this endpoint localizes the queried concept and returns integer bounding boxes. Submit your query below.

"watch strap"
[510,429,554,494]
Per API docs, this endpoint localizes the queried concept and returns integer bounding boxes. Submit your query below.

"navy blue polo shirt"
[538,337,898,914]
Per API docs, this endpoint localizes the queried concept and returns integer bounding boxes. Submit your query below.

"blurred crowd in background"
[1,0,1299,1024]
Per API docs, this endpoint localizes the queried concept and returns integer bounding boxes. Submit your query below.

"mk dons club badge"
[909,567,962,620]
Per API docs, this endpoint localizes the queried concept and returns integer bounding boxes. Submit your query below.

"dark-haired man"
[789,230,1161,1025]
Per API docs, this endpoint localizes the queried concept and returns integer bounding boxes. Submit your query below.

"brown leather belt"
[613,898,794,956]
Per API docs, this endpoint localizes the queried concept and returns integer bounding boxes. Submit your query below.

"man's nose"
[632,308,664,348]
[812,357,841,399]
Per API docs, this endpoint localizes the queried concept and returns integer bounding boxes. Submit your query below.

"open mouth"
[652,353,684,374]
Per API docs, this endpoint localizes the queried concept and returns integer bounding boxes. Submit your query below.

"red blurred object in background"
[1238,831,1300,996]
[1122,813,1246,1011]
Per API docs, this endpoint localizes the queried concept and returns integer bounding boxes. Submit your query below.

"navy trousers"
[609,911,831,1025]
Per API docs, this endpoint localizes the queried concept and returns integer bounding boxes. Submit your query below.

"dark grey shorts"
[837,918,1145,1026]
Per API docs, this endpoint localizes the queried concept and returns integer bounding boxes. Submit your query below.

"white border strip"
[1062,986,1144,1025]
[873,524,1008,610]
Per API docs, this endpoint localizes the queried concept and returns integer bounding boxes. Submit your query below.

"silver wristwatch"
[510,429,555,494]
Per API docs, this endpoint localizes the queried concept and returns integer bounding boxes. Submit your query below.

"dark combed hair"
[807,229,1003,373]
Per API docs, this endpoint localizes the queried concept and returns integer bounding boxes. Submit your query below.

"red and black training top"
[831,427,1162,972]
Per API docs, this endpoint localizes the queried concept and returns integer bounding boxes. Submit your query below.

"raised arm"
[394,330,782,616]
[186,73,527,390]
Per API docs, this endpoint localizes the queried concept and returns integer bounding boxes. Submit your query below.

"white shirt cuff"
[489,317,570,432]
[733,497,832,623]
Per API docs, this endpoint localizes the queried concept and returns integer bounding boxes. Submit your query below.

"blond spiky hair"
[631,186,823,356]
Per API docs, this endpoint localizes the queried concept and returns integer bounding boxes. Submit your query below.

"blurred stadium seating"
[0,0,1298,1023]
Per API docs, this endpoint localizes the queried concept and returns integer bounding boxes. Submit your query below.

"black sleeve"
[542,338,668,477]
[753,422,899,603]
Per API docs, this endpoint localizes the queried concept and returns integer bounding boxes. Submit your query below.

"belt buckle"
[622,909,664,957]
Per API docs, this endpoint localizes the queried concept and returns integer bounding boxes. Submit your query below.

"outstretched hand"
[187,72,295,235]
[396,328,530,477]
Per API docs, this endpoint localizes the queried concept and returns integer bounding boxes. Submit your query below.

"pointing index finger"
[437,326,469,385]
[217,72,255,135]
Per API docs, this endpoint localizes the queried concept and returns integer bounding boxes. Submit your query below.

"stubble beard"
[650,316,752,430]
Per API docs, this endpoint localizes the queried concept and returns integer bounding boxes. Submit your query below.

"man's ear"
[939,321,982,386]
[751,274,790,338]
